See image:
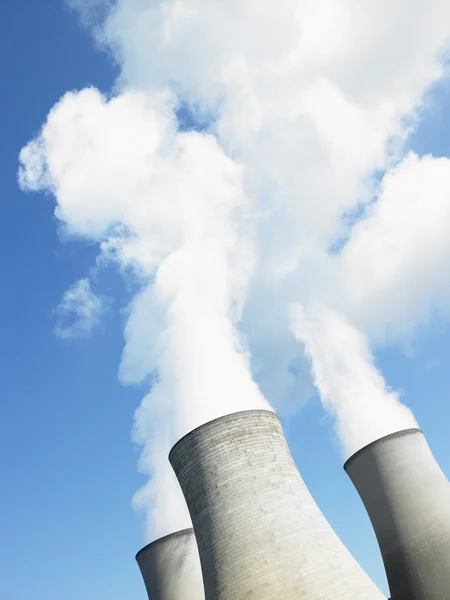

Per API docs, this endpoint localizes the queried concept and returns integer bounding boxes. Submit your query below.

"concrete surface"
[345,428,450,600]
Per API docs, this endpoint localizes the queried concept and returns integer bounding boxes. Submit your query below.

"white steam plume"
[19,0,450,538]
[290,304,418,458]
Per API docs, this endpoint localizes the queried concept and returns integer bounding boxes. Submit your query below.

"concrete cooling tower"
[135,528,205,600]
[169,409,384,600]
[345,428,450,600]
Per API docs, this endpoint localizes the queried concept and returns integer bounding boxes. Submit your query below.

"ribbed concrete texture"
[169,410,384,600]
[136,528,205,600]
[345,428,450,600]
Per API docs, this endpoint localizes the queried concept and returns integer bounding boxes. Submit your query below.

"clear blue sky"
[2,2,450,599]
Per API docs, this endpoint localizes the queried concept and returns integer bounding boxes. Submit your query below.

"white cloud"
[337,153,450,343]
[20,0,450,539]
[54,278,106,339]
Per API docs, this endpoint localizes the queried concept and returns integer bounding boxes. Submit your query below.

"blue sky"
[2,2,450,599]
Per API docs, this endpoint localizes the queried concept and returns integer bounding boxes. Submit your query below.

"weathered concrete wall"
[169,410,384,600]
[136,528,205,600]
[345,428,450,600]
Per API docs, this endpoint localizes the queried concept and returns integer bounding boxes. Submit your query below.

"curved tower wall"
[135,528,205,600]
[169,409,384,600]
[344,428,450,600]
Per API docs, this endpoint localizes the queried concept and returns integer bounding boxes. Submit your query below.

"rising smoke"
[18,0,450,540]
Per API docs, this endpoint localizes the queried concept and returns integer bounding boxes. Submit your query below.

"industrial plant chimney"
[344,428,450,600]
[135,528,205,600]
[169,409,384,600]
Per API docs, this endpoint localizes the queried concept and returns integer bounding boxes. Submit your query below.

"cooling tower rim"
[135,527,194,561]
[343,427,423,472]
[169,408,277,461]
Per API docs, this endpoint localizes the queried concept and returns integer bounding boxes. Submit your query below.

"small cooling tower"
[345,428,450,600]
[169,409,384,600]
[135,528,205,600]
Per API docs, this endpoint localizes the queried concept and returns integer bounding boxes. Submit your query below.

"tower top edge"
[169,409,278,460]
[135,528,194,561]
[344,428,423,472]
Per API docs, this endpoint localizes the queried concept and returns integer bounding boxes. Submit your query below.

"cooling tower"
[135,528,205,600]
[169,409,384,600]
[344,428,450,600]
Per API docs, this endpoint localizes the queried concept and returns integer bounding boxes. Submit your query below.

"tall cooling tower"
[169,409,384,600]
[344,428,450,600]
[135,528,205,600]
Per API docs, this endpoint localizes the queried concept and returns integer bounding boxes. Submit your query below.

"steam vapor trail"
[18,0,450,540]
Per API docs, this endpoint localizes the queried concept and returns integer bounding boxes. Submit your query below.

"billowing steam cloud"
[18,87,269,538]
[19,0,450,540]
